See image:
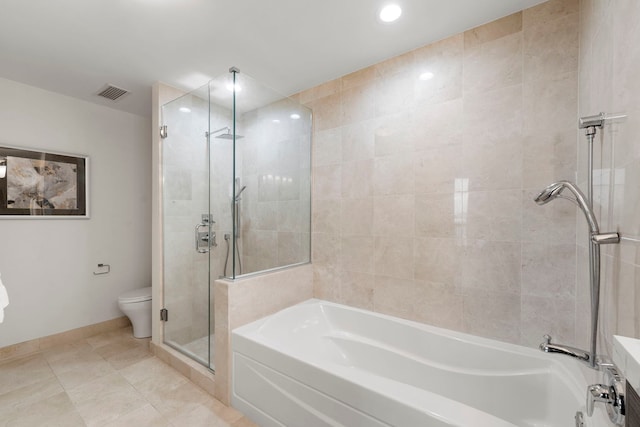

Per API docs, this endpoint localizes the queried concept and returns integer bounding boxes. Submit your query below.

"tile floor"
[0,327,258,427]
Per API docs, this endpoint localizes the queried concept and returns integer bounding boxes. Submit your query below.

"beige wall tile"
[413,281,463,331]
[373,237,414,280]
[462,137,523,191]
[304,0,583,351]
[523,72,578,135]
[522,130,577,189]
[415,193,456,238]
[313,128,342,167]
[460,240,521,294]
[521,243,576,299]
[372,154,415,195]
[311,232,341,267]
[372,195,414,237]
[375,71,415,117]
[414,237,460,286]
[464,12,522,48]
[341,198,373,236]
[522,188,577,244]
[413,98,463,150]
[414,144,463,194]
[463,32,523,95]
[523,0,579,28]
[341,160,373,198]
[313,198,341,234]
[341,236,374,274]
[373,276,415,320]
[374,113,415,156]
[374,51,414,78]
[341,120,376,162]
[313,164,342,199]
[342,84,376,125]
[465,190,522,241]
[310,93,342,131]
[462,289,521,343]
[413,35,464,106]
[339,271,374,311]
[342,68,377,91]
[523,13,579,84]
[520,295,576,347]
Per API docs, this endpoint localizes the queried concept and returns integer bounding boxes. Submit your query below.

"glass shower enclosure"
[160,68,312,370]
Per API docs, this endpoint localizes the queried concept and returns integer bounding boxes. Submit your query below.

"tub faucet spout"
[539,335,591,364]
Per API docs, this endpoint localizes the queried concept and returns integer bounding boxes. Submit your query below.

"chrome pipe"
[589,242,600,369]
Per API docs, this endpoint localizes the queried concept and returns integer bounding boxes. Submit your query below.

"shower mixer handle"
[586,366,625,426]
[195,217,217,253]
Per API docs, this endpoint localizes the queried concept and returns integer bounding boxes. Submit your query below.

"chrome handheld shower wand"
[534,117,620,370]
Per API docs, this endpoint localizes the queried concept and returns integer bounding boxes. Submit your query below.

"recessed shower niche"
[160,68,312,369]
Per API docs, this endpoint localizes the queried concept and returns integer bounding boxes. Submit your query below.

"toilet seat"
[118,286,152,304]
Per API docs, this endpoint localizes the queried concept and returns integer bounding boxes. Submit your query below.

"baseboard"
[0,316,131,363]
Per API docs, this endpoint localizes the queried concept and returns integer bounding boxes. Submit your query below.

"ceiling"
[0,0,546,118]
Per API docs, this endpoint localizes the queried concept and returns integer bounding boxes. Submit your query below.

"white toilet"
[117,286,152,338]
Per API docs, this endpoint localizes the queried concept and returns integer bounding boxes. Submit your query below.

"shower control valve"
[586,366,625,426]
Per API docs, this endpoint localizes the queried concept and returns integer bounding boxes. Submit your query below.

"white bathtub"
[232,299,609,427]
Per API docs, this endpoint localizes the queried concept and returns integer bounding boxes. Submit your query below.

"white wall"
[0,76,151,348]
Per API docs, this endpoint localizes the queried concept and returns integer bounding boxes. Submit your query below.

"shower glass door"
[160,68,311,371]
[161,85,214,369]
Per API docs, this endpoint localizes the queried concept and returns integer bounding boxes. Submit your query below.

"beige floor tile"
[103,404,170,427]
[103,343,153,370]
[0,354,56,395]
[5,392,85,427]
[166,404,233,427]
[42,341,94,363]
[146,380,213,421]
[47,348,115,390]
[67,372,147,427]
[2,328,252,427]
[119,357,187,395]
[0,376,64,415]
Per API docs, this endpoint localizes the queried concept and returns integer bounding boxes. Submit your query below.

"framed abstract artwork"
[0,146,89,218]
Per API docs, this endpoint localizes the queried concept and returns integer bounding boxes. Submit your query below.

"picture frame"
[0,146,89,218]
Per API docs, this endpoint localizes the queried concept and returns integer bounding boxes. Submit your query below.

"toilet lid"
[118,286,152,303]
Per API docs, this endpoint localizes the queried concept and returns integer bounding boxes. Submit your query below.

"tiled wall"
[578,0,640,358]
[301,0,581,347]
[239,98,312,274]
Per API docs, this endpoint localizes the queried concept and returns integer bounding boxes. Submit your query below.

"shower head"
[534,181,599,234]
[534,182,566,205]
[212,126,244,140]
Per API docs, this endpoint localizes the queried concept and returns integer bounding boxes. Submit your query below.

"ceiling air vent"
[96,84,129,101]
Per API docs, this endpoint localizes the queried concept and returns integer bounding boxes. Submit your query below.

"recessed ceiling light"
[226,83,242,92]
[179,107,191,113]
[419,72,434,81]
[272,119,281,124]
[290,113,301,120]
[379,4,402,23]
